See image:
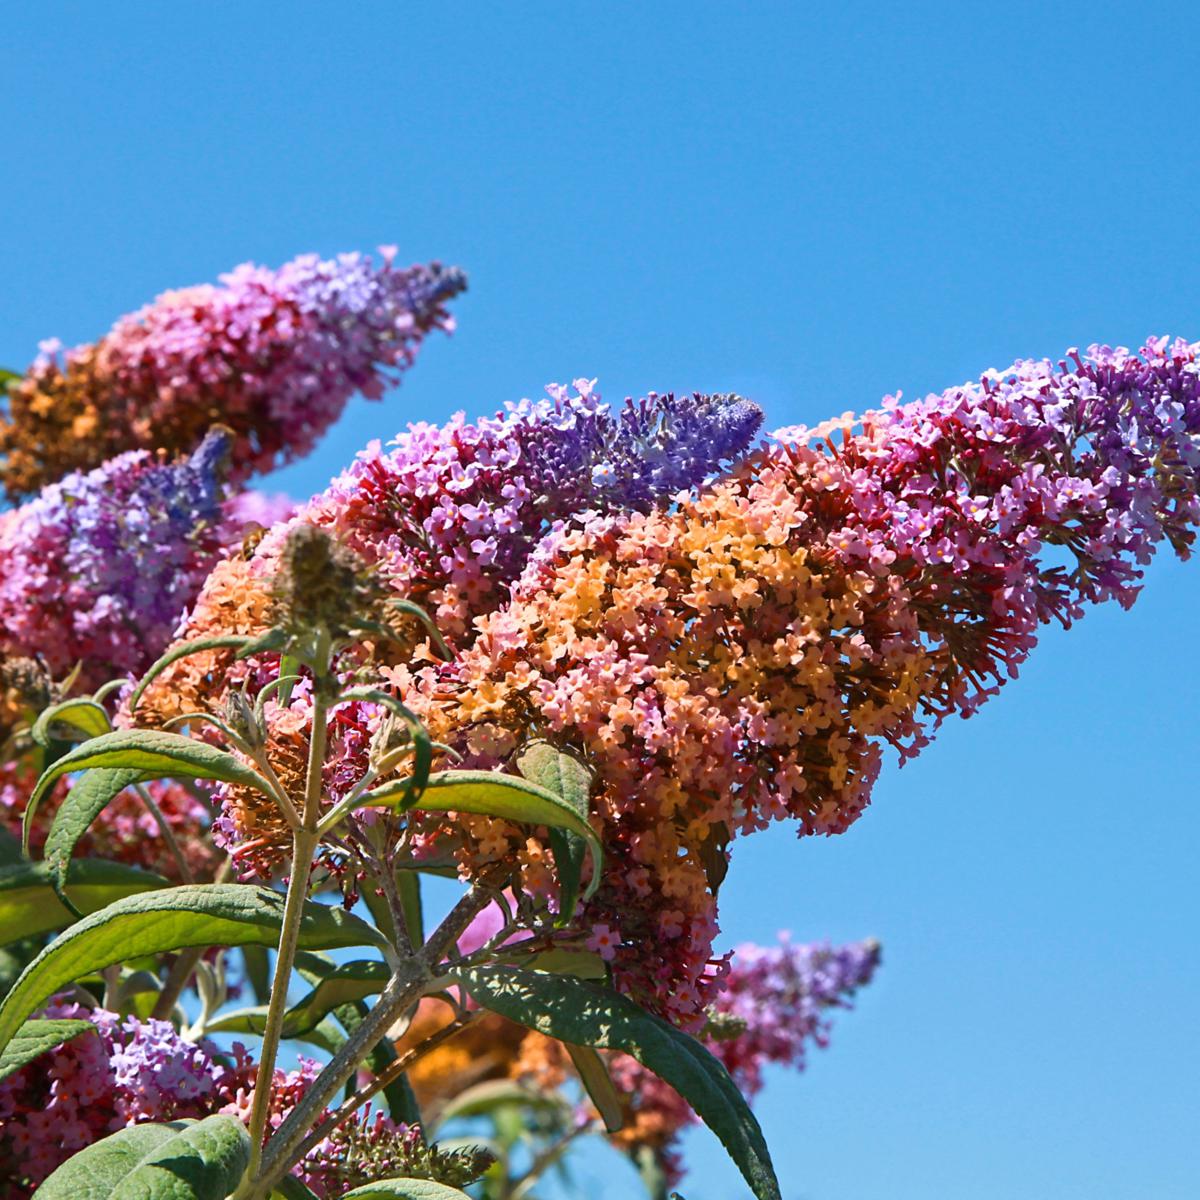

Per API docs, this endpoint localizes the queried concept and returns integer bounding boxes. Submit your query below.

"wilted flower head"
[270,523,384,640]
[0,656,55,750]
[0,249,466,497]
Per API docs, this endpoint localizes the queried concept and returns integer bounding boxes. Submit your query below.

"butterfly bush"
[133,384,762,880]
[0,765,216,883]
[0,1004,228,1196]
[0,249,466,497]
[392,336,1200,1025]
[400,933,878,1193]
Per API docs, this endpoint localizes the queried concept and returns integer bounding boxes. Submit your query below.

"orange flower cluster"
[399,450,934,1022]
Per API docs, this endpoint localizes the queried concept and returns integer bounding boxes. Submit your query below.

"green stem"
[134,782,193,883]
[241,826,317,1182]
[150,946,205,1021]
[240,631,331,1193]
[253,885,493,1197]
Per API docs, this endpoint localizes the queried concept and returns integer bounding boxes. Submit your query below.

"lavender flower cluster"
[0,429,236,685]
[0,1004,225,1195]
[711,936,882,1093]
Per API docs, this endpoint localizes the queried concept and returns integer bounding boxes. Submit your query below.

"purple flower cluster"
[0,429,232,684]
[0,1004,225,1197]
[1,248,467,496]
[508,381,764,512]
[299,379,764,642]
[602,935,880,1190]
[857,335,1200,616]
[710,935,881,1093]
[766,334,1200,734]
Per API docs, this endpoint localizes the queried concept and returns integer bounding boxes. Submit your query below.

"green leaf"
[42,768,153,909]
[511,947,607,980]
[24,729,274,848]
[0,826,24,867]
[0,859,167,946]
[433,1078,570,1128]
[0,883,388,1053]
[453,966,780,1200]
[282,958,390,1036]
[242,943,271,1004]
[206,1004,346,1054]
[31,699,113,747]
[126,634,253,713]
[362,770,602,900]
[31,1122,180,1199]
[0,1017,94,1082]
[341,1181,473,1200]
[516,742,593,924]
[208,959,390,1041]
[234,626,290,659]
[396,870,424,947]
[565,1042,624,1132]
[32,1114,251,1200]
[277,654,302,707]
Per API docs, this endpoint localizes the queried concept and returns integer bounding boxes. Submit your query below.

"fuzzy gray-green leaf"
[24,729,273,849]
[0,884,387,1053]
[362,770,602,900]
[0,1017,94,1082]
[42,769,154,908]
[31,699,112,748]
[0,859,167,946]
[516,742,593,923]
[32,1114,251,1200]
[340,1181,473,1200]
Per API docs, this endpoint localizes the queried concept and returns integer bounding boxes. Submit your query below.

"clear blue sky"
[4,4,1197,1197]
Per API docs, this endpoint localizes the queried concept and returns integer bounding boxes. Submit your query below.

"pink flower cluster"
[391,336,1200,1028]
[1,249,465,497]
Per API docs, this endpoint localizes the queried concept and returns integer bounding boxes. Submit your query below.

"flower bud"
[224,688,265,749]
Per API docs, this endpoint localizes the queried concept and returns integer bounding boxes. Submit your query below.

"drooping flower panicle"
[0,249,466,497]
[396,336,1200,1024]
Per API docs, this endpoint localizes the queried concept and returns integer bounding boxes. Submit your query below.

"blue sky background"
[3,4,1197,1197]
